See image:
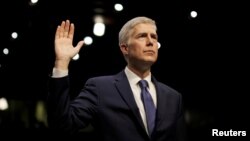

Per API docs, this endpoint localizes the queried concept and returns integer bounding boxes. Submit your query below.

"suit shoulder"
[157,82,181,97]
[86,75,115,84]
[86,71,124,84]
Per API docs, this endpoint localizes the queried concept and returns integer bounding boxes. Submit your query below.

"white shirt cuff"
[52,67,68,78]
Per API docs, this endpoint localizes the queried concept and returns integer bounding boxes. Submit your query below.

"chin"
[144,59,156,65]
[145,56,157,62]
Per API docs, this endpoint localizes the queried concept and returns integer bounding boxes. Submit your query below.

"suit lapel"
[151,77,165,135]
[114,71,146,133]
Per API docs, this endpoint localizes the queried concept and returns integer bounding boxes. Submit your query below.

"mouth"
[144,50,155,55]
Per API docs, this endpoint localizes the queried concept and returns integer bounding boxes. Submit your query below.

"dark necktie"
[139,80,156,136]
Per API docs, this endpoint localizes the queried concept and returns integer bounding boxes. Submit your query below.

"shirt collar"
[125,66,151,86]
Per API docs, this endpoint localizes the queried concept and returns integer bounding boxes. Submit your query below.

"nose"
[146,36,154,47]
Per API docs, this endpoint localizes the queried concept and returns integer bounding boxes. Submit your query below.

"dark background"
[0,0,248,140]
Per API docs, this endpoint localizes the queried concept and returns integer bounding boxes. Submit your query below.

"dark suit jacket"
[48,71,186,141]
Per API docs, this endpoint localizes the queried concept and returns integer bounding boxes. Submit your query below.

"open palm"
[54,20,84,63]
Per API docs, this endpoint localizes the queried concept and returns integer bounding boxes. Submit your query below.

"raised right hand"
[54,20,84,70]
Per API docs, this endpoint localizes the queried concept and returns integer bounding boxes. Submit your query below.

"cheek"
[128,49,142,59]
[154,46,159,52]
[155,48,159,54]
[129,46,141,53]
[129,49,140,57]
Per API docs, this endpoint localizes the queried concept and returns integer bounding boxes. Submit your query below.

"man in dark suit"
[48,17,186,141]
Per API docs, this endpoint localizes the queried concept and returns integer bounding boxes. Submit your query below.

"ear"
[120,43,128,55]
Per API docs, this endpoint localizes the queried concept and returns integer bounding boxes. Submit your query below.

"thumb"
[75,40,85,52]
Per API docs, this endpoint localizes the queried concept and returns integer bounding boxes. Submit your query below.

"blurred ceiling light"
[11,32,18,39]
[190,11,198,18]
[0,97,8,110]
[84,36,93,45]
[114,3,123,11]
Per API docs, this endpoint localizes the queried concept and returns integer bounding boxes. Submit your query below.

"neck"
[127,64,151,79]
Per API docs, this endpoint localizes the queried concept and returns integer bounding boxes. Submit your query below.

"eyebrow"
[136,32,158,39]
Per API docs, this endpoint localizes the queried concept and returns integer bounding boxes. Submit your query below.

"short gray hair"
[118,17,156,45]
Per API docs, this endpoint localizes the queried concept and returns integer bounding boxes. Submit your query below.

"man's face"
[126,23,158,67]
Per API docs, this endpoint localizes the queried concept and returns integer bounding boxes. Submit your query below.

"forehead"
[132,23,157,35]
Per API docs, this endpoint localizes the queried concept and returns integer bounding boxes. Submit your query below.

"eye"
[151,34,158,40]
